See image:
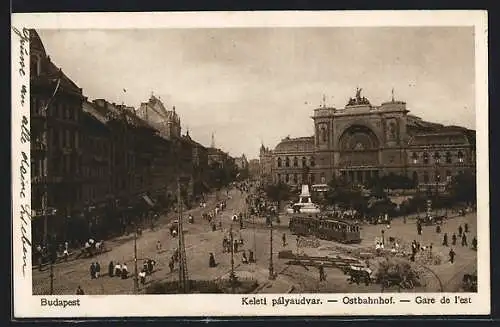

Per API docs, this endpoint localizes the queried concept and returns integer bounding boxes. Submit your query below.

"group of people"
[109,261,129,279]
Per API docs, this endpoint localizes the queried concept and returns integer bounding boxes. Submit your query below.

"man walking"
[449,248,456,264]
[442,233,448,246]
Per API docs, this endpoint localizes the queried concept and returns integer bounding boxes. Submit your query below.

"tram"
[289,214,361,244]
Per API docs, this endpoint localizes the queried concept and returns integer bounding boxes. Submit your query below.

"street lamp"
[229,225,237,293]
[268,210,276,280]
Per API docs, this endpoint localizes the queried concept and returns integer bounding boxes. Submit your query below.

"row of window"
[51,128,79,149]
[31,97,80,122]
[275,173,327,184]
[276,156,315,168]
[410,151,465,164]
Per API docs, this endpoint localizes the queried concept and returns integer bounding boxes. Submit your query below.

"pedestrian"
[147,259,155,274]
[417,223,422,236]
[121,264,129,279]
[452,233,457,246]
[90,262,96,279]
[462,233,468,247]
[242,251,248,264]
[108,261,114,277]
[139,269,147,285]
[458,225,463,237]
[464,223,469,233]
[248,250,255,263]
[239,219,243,230]
[319,263,326,282]
[449,248,456,264]
[95,262,101,278]
[114,262,122,277]
[76,285,85,295]
[443,233,448,246]
[209,253,216,268]
[282,233,287,247]
[234,239,239,253]
[472,237,477,251]
[436,224,441,234]
[156,240,161,251]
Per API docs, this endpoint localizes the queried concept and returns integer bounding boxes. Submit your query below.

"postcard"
[11,10,489,318]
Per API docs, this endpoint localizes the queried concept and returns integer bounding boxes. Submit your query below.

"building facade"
[30,29,85,243]
[269,89,476,189]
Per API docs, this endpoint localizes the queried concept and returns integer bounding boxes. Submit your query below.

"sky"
[37,27,475,159]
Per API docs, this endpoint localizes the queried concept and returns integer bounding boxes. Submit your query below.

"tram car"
[289,214,361,244]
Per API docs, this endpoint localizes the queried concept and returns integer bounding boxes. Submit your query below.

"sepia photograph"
[11,11,489,317]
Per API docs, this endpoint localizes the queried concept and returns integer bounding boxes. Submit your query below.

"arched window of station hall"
[285,174,290,183]
[302,156,307,167]
[445,152,452,164]
[277,158,282,167]
[293,174,298,184]
[412,152,418,164]
[277,174,281,182]
[310,157,315,167]
[423,171,429,183]
[434,152,441,164]
[293,157,298,167]
[457,151,464,163]
[285,157,290,167]
[423,152,429,164]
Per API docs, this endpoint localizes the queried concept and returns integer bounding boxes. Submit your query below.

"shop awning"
[142,194,155,207]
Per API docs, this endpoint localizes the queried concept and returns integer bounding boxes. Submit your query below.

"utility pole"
[268,211,275,280]
[229,225,237,293]
[133,227,139,293]
[177,177,189,293]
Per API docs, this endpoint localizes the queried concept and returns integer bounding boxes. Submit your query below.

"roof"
[274,136,314,152]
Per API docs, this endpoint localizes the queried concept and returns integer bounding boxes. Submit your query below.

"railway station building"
[266,89,476,190]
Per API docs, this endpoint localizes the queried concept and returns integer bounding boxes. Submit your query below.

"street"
[33,187,477,295]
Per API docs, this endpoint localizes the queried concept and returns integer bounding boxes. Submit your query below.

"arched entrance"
[337,125,380,185]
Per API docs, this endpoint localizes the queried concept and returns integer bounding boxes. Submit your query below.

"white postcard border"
[11,10,489,318]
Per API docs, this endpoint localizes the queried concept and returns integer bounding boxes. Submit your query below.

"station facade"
[264,89,476,190]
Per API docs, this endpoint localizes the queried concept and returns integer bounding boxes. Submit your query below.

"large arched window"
[293,157,298,167]
[445,152,452,164]
[285,157,290,167]
[277,158,282,167]
[302,156,307,167]
[423,152,429,164]
[434,152,441,164]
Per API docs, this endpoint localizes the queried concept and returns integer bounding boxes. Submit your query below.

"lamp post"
[229,225,237,293]
[133,226,139,293]
[268,210,275,280]
[434,157,440,217]
[381,229,385,246]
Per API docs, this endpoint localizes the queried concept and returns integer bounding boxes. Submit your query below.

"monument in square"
[286,184,321,214]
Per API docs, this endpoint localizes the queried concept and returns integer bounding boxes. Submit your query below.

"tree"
[264,182,291,210]
[379,173,416,190]
[449,171,476,205]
